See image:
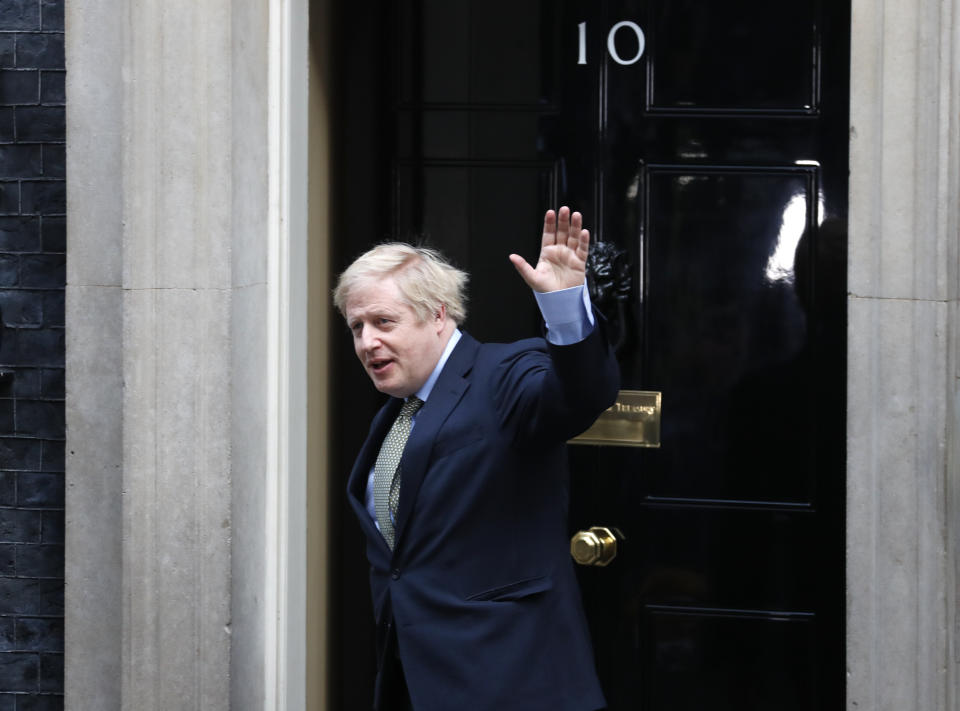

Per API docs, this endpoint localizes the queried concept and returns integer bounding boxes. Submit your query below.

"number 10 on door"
[578,21,646,66]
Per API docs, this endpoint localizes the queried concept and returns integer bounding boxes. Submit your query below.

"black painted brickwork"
[0,0,65,708]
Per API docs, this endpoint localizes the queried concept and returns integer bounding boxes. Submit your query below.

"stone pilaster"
[65,0,273,707]
[847,0,960,708]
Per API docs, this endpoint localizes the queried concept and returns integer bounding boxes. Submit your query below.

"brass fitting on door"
[570,526,618,567]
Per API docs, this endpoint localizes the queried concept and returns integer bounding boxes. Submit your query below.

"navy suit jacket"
[347,322,619,711]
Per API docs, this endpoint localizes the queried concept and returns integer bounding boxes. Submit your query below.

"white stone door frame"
[264,0,310,704]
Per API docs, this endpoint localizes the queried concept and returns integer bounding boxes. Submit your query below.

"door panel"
[641,166,817,503]
[644,607,817,710]
[645,0,819,112]
[332,1,847,708]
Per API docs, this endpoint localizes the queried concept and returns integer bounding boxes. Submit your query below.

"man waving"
[334,207,620,711]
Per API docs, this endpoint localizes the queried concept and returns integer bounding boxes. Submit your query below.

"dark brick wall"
[0,0,65,708]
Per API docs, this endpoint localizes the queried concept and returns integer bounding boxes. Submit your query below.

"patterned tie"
[373,397,424,549]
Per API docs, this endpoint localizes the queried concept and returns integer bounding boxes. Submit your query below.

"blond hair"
[333,243,469,325]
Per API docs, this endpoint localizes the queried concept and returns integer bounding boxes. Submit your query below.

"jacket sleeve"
[493,312,620,444]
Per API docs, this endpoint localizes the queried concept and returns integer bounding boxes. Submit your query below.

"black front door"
[330,2,848,708]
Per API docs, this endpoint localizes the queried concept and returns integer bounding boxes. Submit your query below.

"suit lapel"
[392,333,480,550]
[346,397,402,546]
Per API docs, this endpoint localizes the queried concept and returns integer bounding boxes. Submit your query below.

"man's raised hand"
[509,207,590,293]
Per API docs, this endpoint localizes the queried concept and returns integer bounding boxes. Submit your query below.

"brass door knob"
[570,526,618,567]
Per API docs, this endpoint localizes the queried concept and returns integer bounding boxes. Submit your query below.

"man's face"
[345,277,448,398]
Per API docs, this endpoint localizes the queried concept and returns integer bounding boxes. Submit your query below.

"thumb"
[509,254,540,290]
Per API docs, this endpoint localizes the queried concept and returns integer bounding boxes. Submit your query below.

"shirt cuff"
[533,283,596,345]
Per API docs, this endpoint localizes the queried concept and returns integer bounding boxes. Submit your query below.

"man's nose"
[358,326,379,351]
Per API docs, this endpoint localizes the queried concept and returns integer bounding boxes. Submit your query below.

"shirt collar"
[413,328,462,403]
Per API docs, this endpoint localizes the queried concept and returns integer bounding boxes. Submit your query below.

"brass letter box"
[570,390,661,448]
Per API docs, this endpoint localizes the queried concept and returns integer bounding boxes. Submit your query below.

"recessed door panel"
[643,608,817,711]
[641,167,817,503]
[643,0,820,112]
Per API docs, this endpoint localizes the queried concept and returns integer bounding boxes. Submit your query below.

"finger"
[577,228,590,262]
[569,211,583,249]
[509,254,543,290]
[556,206,571,246]
[541,209,557,248]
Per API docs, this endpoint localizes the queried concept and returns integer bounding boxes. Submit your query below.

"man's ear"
[434,304,447,331]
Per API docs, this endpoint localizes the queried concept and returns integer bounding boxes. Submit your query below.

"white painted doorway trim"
[266,0,309,706]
